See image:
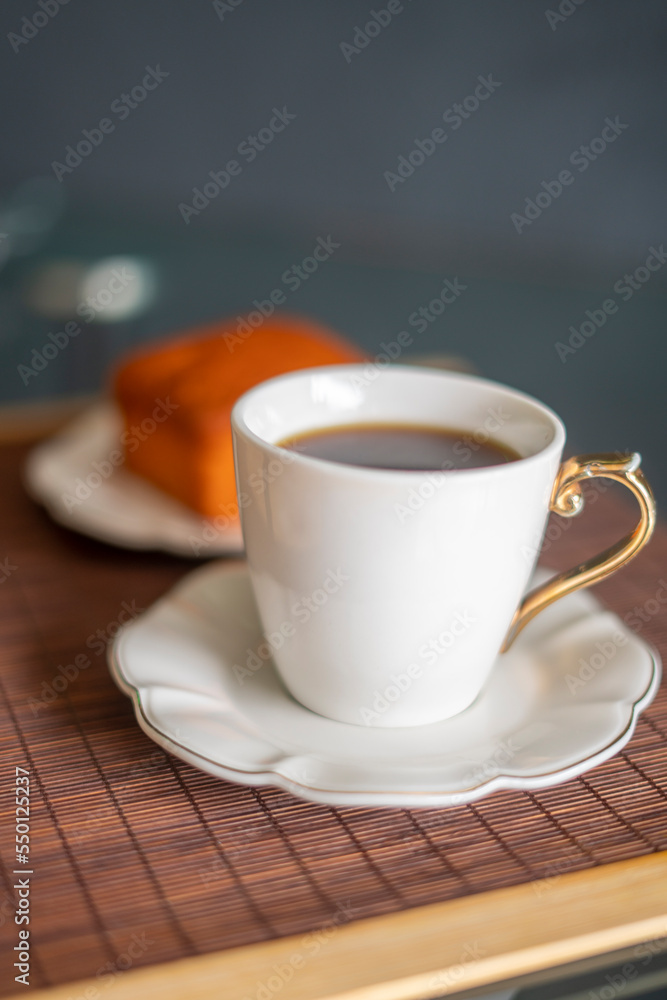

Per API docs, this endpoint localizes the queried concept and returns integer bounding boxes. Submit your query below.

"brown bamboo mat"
[0,440,666,994]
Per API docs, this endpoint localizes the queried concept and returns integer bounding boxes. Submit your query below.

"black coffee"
[278,423,520,471]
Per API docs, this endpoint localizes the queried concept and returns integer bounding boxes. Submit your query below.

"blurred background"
[0,0,665,496]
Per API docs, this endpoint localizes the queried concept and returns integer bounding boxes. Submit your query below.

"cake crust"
[112,315,364,516]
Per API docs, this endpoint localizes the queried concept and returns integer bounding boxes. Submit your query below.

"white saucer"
[108,561,660,807]
[24,403,243,557]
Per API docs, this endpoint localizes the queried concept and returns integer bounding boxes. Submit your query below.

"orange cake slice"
[112,314,364,517]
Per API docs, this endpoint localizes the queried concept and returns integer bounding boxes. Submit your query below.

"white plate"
[108,561,661,808]
[24,403,243,557]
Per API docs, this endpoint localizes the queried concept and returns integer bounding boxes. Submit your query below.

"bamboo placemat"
[0,440,665,994]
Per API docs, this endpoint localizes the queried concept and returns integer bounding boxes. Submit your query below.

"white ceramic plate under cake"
[108,561,661,808]
[24,403,243,557]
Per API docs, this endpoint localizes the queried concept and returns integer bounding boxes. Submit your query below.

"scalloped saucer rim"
[108,561,661,807]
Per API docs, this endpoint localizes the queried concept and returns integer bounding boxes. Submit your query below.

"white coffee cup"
[231,365,654,728]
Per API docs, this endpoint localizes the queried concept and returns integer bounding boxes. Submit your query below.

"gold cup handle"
[501,453,657,651]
